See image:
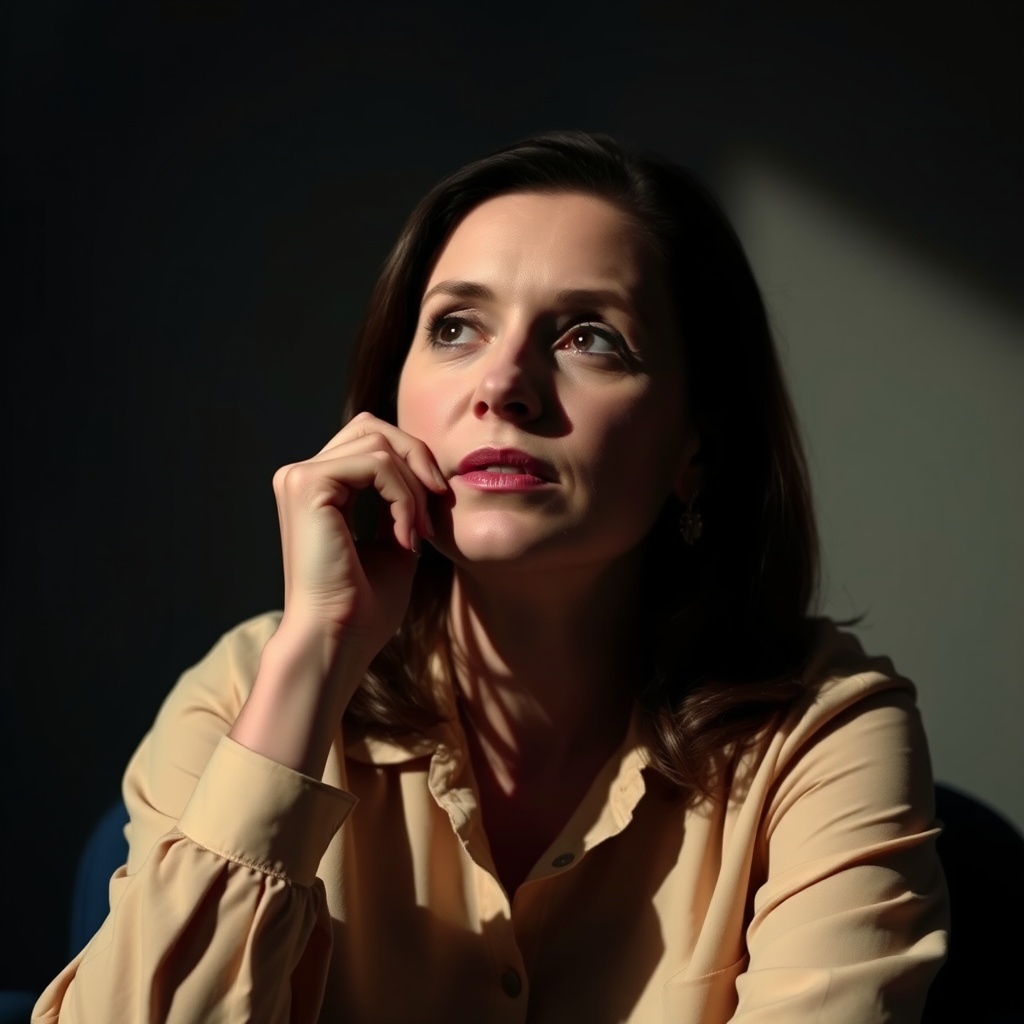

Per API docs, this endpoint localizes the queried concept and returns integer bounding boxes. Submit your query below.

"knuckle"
[408,437,430,459]
[348,411,380,436]
[367,447,393,466]
[280,461,316,492]
[272,463,295,491]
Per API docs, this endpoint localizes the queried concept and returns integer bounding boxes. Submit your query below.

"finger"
[329,412,449,493]
[316,434,434,540]
[314,429,438,539]
[276,453,420,552]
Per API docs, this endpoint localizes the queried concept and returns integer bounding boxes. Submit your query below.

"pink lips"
[455,447,556,490]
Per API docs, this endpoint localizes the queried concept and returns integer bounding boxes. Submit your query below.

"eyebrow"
[420,279,639,319]
[420,280,495,307]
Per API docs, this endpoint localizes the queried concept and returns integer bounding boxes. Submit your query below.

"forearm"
[228,618,369,779]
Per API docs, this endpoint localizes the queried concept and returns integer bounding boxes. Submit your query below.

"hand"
[271,412,448,671]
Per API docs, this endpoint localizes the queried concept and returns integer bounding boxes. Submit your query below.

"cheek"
[398,361,468,439]
[395,364,427,432]
[398,383,448,440]
[585,394,685,497]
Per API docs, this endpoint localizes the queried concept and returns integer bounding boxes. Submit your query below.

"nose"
[471,339,545,424]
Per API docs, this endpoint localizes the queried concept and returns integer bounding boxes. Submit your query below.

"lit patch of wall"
[723,154,1024,832]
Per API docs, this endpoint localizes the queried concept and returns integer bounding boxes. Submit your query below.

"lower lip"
[456,471,552,491]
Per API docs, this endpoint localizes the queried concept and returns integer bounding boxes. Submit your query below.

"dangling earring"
[678,491,702,545]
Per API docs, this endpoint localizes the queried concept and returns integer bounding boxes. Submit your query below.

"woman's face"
[397,191,699,575]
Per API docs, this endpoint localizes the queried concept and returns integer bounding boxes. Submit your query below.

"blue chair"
[68,800,130,960]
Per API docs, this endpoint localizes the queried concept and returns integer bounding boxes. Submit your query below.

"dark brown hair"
[342,131,819,801]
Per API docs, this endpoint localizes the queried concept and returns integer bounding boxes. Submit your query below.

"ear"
[672,435,702,505]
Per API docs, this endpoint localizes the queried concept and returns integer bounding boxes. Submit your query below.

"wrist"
[271,612,373,689]
[228,619,370,778]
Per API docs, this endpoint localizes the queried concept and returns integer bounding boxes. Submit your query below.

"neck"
[445,556,642,792]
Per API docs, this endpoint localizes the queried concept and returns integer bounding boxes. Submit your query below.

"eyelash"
[424,312,479,347]
[423,311,633,363]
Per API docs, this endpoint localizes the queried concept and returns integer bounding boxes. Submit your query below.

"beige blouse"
[34,613,948,1023]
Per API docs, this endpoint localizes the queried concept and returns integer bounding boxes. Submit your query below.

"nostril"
[505,400,530,417]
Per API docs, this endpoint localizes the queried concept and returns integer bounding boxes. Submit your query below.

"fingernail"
[424,510,435,538]
[432,466,447,490]
[409,528,421,555]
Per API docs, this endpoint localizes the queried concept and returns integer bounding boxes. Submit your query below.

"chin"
[423,506,555,565]
[433,511,642,576]
[443,521,547,566]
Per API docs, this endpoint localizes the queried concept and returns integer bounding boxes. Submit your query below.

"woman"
[35,132,948,1023]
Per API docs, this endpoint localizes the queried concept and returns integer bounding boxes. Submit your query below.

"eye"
[562,324,623,356]
[425,314,482,348]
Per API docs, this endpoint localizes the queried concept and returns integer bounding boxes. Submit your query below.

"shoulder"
[157,611,284,723]
[725,622,949,1018]
[750,619,937,835]
[779,618,920,750]
[133,611,285,786]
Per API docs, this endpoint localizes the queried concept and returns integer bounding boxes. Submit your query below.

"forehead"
[425,191,658,295]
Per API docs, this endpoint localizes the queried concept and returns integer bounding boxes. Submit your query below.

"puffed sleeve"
[731,653,950,1022]
[33,613,356,1024]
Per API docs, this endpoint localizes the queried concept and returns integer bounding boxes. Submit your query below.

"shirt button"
[551,852,575,868]
[500,968,522,998]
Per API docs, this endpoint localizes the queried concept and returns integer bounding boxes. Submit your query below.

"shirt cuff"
[177,735,356,886]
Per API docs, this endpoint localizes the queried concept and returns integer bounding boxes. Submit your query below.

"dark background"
[2,0,1021,994]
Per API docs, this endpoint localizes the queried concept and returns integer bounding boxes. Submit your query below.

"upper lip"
[456,447,557,481]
